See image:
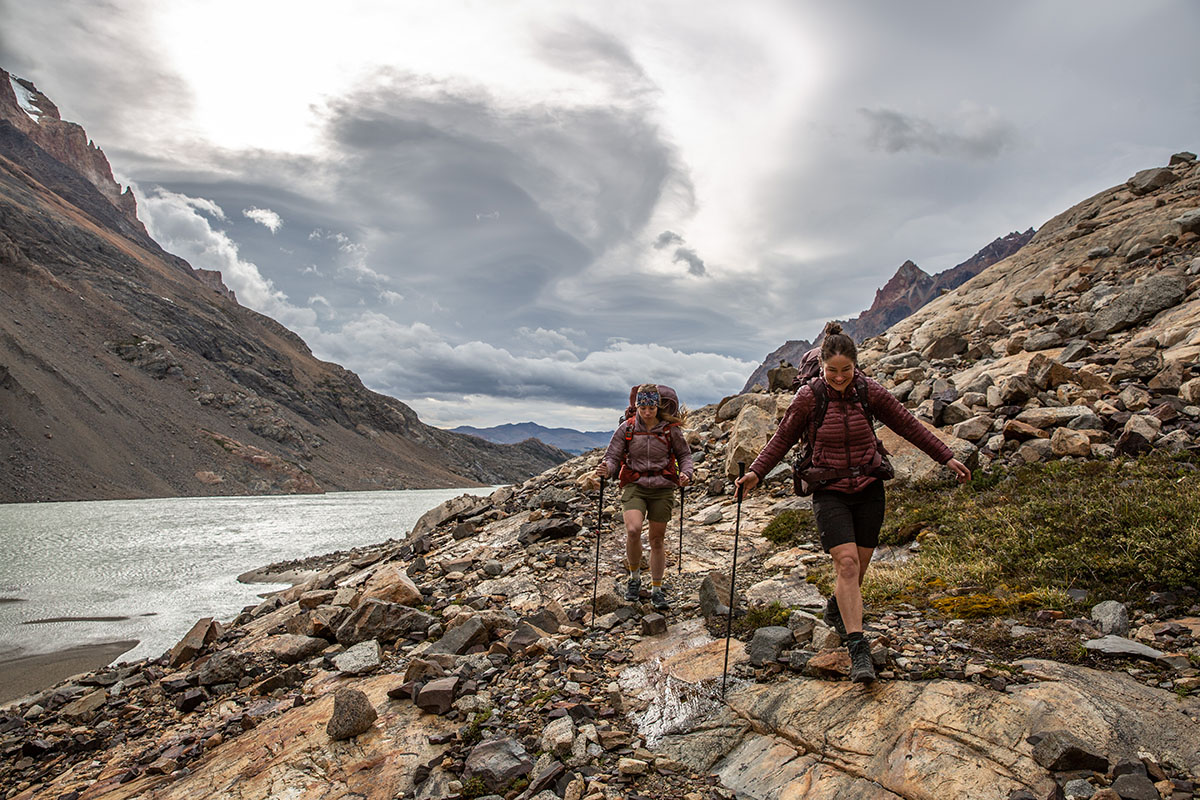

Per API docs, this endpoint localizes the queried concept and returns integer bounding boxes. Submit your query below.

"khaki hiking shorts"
[620,484,676,523]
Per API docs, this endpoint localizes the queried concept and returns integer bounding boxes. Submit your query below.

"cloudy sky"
[1,1,1196,430]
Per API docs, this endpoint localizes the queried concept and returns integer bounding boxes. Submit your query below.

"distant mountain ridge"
[742,229,1034,392]
[0,69,567,501]
[451,422,610,454]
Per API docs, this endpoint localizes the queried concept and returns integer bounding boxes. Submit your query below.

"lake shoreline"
[0,640,140,706]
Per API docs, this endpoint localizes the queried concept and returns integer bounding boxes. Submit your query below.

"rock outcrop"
[743,229,1035,392]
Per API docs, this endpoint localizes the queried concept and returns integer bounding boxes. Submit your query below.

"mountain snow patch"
[8,76,42,123]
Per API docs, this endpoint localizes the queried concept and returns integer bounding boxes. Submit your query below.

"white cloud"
[136,185,315,332]
[243,206,283,232]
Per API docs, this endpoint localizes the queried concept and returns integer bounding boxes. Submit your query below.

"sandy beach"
[0,640,139,706]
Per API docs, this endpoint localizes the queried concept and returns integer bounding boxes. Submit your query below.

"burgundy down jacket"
[749,374,953,493]
[602,417,694,490]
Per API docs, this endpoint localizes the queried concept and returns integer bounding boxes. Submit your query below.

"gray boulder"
[326,689,377,740]
[426,615,489,655]
[1090,600,1129,637]
[197,650,247,686]
[333,639,383,675]
[1031,729,1108,772]
[1090,273,1187,335]
[748,626,794,666]
[1126,167,1179,195]
[1174,208,1200,235]
[335,600,436,646]
[464,737,533,792]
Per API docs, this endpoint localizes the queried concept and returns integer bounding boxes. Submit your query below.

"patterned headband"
[635,390,660,407]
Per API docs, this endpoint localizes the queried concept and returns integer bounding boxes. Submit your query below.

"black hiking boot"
[848,636,876,683]
[625,577,642,602]
[651,586,670,611]
[824,594,847,636]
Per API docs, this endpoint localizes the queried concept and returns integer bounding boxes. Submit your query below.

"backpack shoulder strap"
[853,375,875,427]
[807,378,829,442]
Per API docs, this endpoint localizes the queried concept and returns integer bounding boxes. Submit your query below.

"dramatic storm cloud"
[1,0,1195,428]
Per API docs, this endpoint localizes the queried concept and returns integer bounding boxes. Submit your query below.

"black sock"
[846,631,865,643]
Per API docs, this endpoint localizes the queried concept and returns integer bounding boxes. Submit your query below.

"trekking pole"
[678,486,685,575]
[591,474,605,628]
[721,462,745,698]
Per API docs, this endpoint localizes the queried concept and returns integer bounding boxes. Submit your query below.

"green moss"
[460,776,490,799]
[733,601,792,636]
[761,508,815,545]
[459,709,493,747]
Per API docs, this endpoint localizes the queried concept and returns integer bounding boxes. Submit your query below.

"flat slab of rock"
[1083,635,1164,659]
[333,640,383,675]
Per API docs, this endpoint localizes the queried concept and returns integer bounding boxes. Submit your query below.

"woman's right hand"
[735,471,759,495]
[594,463,609,479]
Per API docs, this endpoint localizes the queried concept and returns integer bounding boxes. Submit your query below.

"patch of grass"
[761,508,816,545]
[867,455,1200,608]
[733,601,792,636]
[460,776,490,799]
[459,709,493,747]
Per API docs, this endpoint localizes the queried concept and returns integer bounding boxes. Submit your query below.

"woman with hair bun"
[736,322,971,682]
[594,383,694,611]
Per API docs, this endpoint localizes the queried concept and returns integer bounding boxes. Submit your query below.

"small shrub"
[461,777,490,799]
[733,601,791,636]
[761,508,815,545]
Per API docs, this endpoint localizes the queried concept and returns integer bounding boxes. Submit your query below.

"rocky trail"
[3,422,1199,800]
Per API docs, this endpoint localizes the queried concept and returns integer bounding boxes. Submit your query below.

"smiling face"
[822,353,856,392]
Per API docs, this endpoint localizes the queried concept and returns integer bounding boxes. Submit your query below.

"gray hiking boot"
[824,594,847,636]
[651,586,670,611]
[848,637,876,683]
[625,577,642,602]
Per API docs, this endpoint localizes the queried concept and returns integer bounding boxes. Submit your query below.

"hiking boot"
[625,577,642,602]
[824,594,847,636]
[848,637,876,683]
[651,587,670,611]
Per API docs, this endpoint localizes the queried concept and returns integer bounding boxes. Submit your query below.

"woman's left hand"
[946,458,971,484]
[678,473,692,487]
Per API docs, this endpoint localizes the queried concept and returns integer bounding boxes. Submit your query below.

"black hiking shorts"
[812,479,886,552]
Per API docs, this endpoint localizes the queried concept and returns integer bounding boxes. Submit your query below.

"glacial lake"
[0,488,494,664]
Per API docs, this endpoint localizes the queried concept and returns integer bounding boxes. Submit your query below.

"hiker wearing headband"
[736,322,971,683]
[593,383,694,611]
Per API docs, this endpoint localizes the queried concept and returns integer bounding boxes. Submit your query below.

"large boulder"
[426,615,490,655]
[326,689,377,740]
[1089,273,1187,335]
[726,405,776,477]
[410,493,487,538]
[361,564,423,606]
[463,737,533,792]
[1126,167,1179,195]
[335,600,436,646]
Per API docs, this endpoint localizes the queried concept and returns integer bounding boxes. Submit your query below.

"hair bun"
[823,321,844,337]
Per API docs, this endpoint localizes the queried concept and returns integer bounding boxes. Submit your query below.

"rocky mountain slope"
[3,393,1198,799]
[0,70,567,502]
[451,423,611,455]
[742,229,1034,392]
